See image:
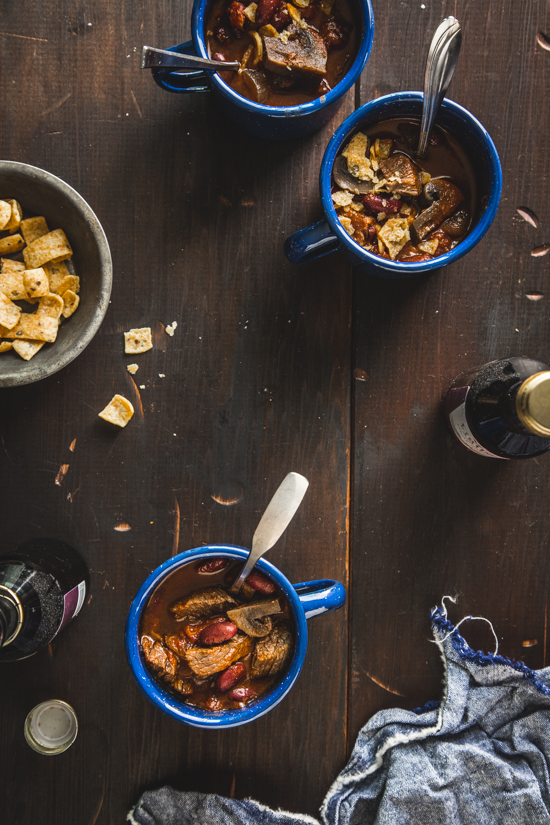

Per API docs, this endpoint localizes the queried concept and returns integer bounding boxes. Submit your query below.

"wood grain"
[0,0,352,821]
[2,0,550,821]
[350,0,550,734]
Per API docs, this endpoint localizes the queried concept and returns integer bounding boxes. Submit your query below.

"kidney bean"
[368,224,377,241]
[246,570,277,595]
[184,615,226,642]
[271,3,290,29]
[363,193,401,215]
[256,0,279,27]
[195,557,230,574]
[217,661,247,693]
[199,621,238,646]
[228,686,257,702]
[321,16,352,51]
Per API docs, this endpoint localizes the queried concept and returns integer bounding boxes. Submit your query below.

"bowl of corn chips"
[0,161,112,387]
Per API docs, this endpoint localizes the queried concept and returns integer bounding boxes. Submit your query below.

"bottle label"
[447,386,509,459]
[55,580,87,636]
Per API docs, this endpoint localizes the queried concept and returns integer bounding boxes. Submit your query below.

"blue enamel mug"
[126,544,346,728]
[151,0,374,140]
[284,92,502,277]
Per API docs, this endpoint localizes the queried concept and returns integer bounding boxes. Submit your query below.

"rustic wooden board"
[350,0,550,737]
[0,1,352,821]
[3,0,550,820]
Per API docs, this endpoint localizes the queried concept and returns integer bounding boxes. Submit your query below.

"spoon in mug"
[141,46,240,73]
[417,17,462,158]
[229,472,309,596]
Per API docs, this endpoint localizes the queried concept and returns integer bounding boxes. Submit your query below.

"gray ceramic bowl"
[0,161,112,387]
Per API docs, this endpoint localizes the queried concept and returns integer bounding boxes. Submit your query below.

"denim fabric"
[129,604,550,824]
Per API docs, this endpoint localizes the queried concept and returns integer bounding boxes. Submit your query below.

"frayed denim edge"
[319,632,449,824]
[431,606,550,696]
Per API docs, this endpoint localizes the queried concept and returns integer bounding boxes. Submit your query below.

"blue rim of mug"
[191,0,374,119]
[125,545,308,728]
[320,92,502,273]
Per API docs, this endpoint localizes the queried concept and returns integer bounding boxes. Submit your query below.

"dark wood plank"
[350,0,550,736]
[0,1,353,821]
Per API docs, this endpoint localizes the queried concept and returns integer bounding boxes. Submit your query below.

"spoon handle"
[141,45,240,72]
[229,472,309,595]
[418,17,462,157]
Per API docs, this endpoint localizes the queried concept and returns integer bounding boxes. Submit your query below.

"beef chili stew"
[139,558,294,712]
[331,117,479,262]
[205,0,359,106]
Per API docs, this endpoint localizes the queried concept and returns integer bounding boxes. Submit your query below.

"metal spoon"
[417,17,462,158]
[229,472,309,596]
[141,46,240,73]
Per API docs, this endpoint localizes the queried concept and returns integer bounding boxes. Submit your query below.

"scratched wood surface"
[350,0,550,735]
[1,0,550,822]
[0,1,352,821]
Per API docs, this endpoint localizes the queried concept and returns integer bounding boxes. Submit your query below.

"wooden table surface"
[1,0,550,821]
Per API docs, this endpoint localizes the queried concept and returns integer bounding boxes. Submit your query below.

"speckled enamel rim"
[0,161,112,387]
[125,544,346,729]
[320,92,502,277]
[190,0,374,119]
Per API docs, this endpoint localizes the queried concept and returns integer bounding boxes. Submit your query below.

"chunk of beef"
[170,586,237,621]
[250,622,293,678]
[263,25,327,77]
[165,632,192,657]
[379,153,422,197]
[229,1,246,30]
[141,636,178,679]
[269,72,298,90]
[172,677,194,696]
[184,633,253,677]
[345,211,375,247]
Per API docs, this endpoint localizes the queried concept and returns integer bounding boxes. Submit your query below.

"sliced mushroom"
[242,69,270,103]
[227,599,281,637]
[412,179,465,241]
[441,207,470,237]
[332,155,374,195]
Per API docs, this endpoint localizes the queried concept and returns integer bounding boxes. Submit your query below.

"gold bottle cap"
[516,371,550,437]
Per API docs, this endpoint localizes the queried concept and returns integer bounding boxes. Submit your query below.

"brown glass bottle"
[0,538,89,661]
[445,356,550,459]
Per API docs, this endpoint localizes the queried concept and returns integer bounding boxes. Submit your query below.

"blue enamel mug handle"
[284,218,341,264]
[152,41,210,93]
[293,579,346,619]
